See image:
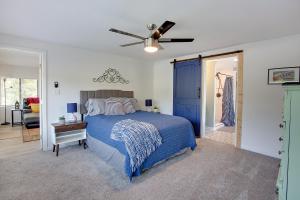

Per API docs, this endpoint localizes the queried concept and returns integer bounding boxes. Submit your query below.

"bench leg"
[53,144,56,152]
[83,139,87,149]
[56,144,59,157]
[79,140,82,146]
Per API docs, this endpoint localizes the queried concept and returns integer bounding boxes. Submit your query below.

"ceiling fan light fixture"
[144,46,158,53]
[109,20,194,52]
[144,38,158,53]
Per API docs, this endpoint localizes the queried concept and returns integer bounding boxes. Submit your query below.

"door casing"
[201,52,243,148]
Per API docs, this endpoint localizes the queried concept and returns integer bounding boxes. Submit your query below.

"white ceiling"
[0,0,299,61]
[0,48,40,68]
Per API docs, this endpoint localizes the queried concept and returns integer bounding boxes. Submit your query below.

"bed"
[81,90,197,179]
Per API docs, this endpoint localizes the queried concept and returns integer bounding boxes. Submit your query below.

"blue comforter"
[85,111,197,178]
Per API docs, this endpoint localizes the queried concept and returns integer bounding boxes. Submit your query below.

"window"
[21,79,38,100]
[0,77,38,106]
[0,78,20,106]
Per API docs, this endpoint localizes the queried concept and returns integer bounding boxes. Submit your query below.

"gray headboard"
[80,90,134,114]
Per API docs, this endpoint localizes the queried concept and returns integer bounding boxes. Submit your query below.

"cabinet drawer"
[54,123,86,133]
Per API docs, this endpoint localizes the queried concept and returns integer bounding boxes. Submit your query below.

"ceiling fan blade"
[158,38,194,43]
[152,21,175,39]
[120,41,144,47]
[109,28,145,40]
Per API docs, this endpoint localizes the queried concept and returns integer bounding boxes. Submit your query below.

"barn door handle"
[198,87,201,99]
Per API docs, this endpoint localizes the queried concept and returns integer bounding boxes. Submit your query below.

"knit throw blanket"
[111,119,162,173]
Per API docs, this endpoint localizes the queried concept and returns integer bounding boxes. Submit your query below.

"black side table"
[11,109,24,127]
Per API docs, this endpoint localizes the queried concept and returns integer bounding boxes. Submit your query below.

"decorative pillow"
[30,103,40,113]
[85,98,106,116]
[107,97,122,102]
[104,99,125,115]
[108,97,139,112]
[27,97,39,104]
[128,98,139,110]
[122,98,136,114]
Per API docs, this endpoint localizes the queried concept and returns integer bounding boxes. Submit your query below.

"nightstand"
[51,121,87,156]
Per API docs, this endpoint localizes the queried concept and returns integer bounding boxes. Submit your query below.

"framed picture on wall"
[268,67,300,85]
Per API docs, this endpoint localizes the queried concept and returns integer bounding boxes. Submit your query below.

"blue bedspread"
[85,111,197,178]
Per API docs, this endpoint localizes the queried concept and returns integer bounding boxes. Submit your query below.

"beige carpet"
[0,139,279,200]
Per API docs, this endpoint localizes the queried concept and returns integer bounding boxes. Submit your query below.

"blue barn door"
[173,58,201,137]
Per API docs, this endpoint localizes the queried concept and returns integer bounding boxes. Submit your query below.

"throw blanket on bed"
[111,119,162,173]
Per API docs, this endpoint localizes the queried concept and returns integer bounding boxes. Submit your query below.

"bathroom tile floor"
[204,126,235,145]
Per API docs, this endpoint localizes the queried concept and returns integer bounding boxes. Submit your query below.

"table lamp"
[67,103,77,122]
[145,99,152,112]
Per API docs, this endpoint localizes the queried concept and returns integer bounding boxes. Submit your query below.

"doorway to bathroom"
[201,51,243,147]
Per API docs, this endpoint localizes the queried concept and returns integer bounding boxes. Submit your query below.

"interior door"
[173,58,201,137]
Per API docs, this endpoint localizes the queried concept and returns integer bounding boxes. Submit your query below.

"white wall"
[152,60,173,114]
[153,34,300,158]
[0,33,153,149]
[205,61,215,128]
[0,65,39,79]
[0,64,39,123]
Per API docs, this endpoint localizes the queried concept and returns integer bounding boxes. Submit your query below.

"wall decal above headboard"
[93,68,129,84]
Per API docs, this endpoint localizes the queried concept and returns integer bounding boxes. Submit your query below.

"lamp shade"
[67,103,77,113]
[145,99,152,107]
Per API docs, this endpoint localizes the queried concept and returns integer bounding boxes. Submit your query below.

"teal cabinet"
[277,85,300,200]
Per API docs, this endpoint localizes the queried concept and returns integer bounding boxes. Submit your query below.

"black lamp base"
[1,122,10,125]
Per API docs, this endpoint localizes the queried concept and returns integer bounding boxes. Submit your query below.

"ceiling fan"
[109,21,194,53]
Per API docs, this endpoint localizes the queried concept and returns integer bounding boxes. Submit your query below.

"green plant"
[59,116,65,120]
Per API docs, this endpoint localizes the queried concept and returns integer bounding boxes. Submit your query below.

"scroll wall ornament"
[93,68,129,84]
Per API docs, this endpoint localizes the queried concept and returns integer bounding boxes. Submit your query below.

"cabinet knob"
[278,150,285,155]
[279,124,284,128]
[275,187,279,195]
[279,137,283,141]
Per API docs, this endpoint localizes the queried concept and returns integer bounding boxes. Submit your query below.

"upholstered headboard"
[80,90,134,114]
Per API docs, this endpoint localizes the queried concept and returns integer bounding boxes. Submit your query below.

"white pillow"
[122,98,136,114]
[109,97,138,113]
[128,98,139,110]
[104,98,125,115]
[85,98,106,116]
